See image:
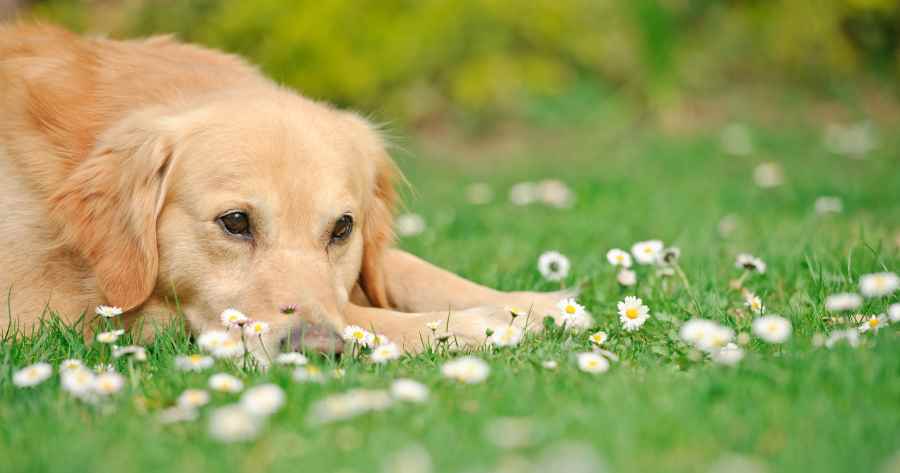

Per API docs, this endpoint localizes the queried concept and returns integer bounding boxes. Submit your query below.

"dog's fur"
[0,24,566,360]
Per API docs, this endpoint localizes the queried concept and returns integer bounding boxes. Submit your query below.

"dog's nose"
[281,323,343,355]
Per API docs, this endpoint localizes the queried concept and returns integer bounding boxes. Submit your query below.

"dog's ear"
[359,146,398,308]
[50,111,177,311]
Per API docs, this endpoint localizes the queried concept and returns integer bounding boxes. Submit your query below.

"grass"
[1,110,899,473]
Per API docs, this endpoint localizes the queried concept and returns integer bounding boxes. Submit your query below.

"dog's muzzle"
[281,322,343,355]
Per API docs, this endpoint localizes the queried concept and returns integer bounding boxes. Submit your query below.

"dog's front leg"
[376,249,571,320]
[342,303,538,353]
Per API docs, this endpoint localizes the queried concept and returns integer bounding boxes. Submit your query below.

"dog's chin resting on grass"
[0,24,570,362]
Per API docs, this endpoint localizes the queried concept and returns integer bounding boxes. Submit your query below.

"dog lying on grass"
[0,24,569,361]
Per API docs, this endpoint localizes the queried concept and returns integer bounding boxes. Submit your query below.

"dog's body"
[0,25,564,358]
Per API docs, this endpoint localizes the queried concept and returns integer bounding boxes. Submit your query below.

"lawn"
[1,108,899,473]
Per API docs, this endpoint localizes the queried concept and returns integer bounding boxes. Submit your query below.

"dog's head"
[50,90,397,360]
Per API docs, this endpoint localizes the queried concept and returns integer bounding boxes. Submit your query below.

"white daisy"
[858,314,887,333]
[395,213,426,237]
[244,321,270,337]
[425,321,442,332]
[175,354,214,372]
[220,308,249,328]
[60,367,95,397]
[96,329,125,344]
[735,253,766,273]
[275,352,308,366]
[308,389,394,425]
[390,379,429,403]
[617,296,650,331]
[112,345,147,361]
[441,356,490,384]
[209,373,244,393]
[240,384,285,417]
[371,342,401,363]
[93,372,125,396]
[537,251,570,281]
[293,365,326,383]
[753,162,784,188]
[197,330,229,350]
[631,240,664,265]
[509,182,537,206]
[825,293,863,312]
[208,405,262,443]
[576,352,609,374]
[617,269,637,287]
[654,247,681,268]
[211,338,245,359]
[744,293,765,314]
[889,303,900,323]
[95,305,123,318]
[606,249,632,268]
[12,362,52,388]
[712,343,744,366]
[588,331,608,346]
[814,196,843,215]
[679,319,718,346]
[59,359,84,372]
[695,324,735,353]
[859,272,899,298]
[488,326,523,347]
[342,325,376,347]
[752,315,792,344]
[178,389,211,409]
[556,298,593,331]
[542,360,558,370]
[537,179,575,208]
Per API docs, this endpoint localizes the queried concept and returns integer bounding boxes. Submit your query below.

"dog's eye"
[218,211,251,238]
[330,214,353,244]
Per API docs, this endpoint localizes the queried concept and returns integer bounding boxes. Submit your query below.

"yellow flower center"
[643,247,653,254]
[869,319,879,328]
[625,307,639,319]
[586,360,598,368]
[565,305,577,314]
[616,255,624,262]
[353,331,364,339]
[190,355,203,362]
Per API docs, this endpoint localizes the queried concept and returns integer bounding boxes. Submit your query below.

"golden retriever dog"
[0,24,569,361]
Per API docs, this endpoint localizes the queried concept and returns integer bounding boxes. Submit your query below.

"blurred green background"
[5,0,900,136]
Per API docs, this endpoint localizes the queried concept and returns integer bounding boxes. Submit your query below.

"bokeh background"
[3,4,900,473]
[5,0,900,139]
